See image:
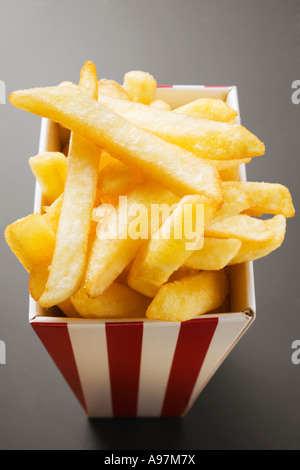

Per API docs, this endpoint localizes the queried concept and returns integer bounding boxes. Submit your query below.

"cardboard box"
[29,85,256,418]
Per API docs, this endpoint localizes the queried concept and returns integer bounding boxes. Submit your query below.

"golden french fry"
[98,94,265,160]
[9,85,223,204]
[150,99,171,111]
[78,62,98,99]
[185,237,242,270]
[98,159,143,197]
[168,266,199,281]
[205,214,273,242]
[57,298,82,318]
[218,166,240,181]
[173,97,238,122]
[212,184,250,221]
[71,282,150,318]
[98,150,116,171]
[43,193,63,234]
[84,182,179,298]
[146,270,229,322]
[29,264,50,301]
[29,152,67,205]
[98,79,130,101]
[123,70,157,104]
[229,215,286,264]
[39,61,101,308]
[210,158,251,171]
[30,264,81,318]
[223,182,295,218]
[5,213,56,271]
[59,81,78,89]
[128,195,206,297]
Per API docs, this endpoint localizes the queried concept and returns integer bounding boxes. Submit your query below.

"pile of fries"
[5,61,295,321]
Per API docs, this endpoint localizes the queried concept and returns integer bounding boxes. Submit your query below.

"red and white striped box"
[29,85,256,418]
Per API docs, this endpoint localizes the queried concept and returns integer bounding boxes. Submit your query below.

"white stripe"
[137,321,181,417]
[183,313,252,416]
[67,324,112,417]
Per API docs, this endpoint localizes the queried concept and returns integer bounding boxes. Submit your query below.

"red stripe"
[157,85,173,88]
[31,322,87,413]
[106,322,143,417]
[161,317,218,417]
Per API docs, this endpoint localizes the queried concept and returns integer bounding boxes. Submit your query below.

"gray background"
[0,0,299,450]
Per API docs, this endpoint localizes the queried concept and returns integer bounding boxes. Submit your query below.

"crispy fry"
[98,159,143,197]
[150,99,172,111]
[29,152,67,205]
[29,261,81,317]
[168,266,199,281]
[84,182,179,298]
[9,85,223,204]
[98,150,116,171]
[98,94,265,160]
[218,166,240,181]
[39,61,101,308]
[5,213,55,271]
[128,195,206,297]
[57,298,82,318]
[43,193,63,234]
[146,270,229,322]
[205,214,273,242]
[98,79,130,101]
[223,182,295,218]
[185,238,242,270]
[210,158,251,171]
[71,282,150,318]
[212,184,250,221]
[229,215,286,264]
[173,97,238,122]
[29,264,50,301]
[123,70,157,104]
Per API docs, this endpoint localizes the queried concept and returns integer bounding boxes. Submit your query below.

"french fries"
[123,70,157,104]
[205,214,273,242]
[43,193,63,234]
[10,85,223,205]
[127,195,206,297]
[185,238,242,270]
[150,99,172,111]
[98,79,130,101]
[39,61,101,308]
[29,152,67,205]
[5,213,55,271]
[84,182,178,298]
[223,182,295,218]
[146,270,229,322]
[71,282,150,318]
[229,215,286,264]
[212,183,251,221]
[98,159,143,198]
[97,94,265,160]
[173,97,238,122]
[6,62,294,322]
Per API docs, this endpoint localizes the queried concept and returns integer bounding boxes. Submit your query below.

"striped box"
[29,85,256,418]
